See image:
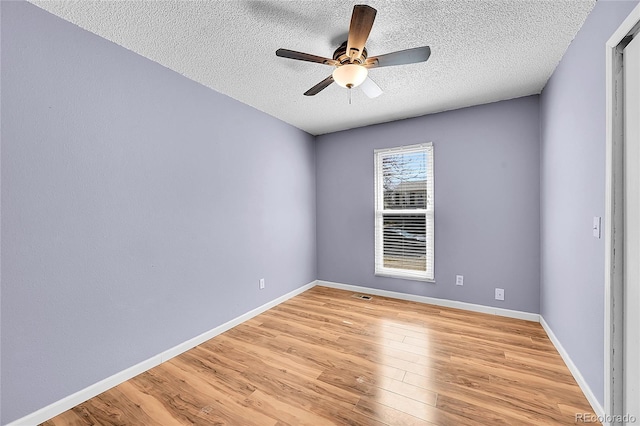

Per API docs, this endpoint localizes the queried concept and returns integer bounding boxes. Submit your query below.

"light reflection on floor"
[371,317,439,423]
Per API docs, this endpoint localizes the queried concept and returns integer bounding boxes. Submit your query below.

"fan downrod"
[333,41,368,65]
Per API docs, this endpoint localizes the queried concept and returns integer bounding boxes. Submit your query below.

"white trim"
[10,279,607,425]
[317,280,605,420]
[7,281,316,426]
[160,281,314,362]
[374,271,435,283]
[316,280,539,322]
[540,316,605,422]
[605,3,640,422]
[8,357,161,426]
[374,143,435,281]
[608,3,640,47]
[374,142,433,154]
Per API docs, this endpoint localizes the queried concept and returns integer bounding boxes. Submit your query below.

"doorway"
[623,28,640,422]
[606,3,640,424]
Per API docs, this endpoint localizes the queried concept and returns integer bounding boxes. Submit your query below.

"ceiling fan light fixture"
[332,64,368,89]
[276,5,431,97]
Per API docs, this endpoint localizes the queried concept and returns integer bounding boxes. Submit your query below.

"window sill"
[375,272,435,283]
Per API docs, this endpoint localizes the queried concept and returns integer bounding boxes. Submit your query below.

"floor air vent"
[352,294,373,300]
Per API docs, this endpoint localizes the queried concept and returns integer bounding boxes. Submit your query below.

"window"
[374,143,434,281]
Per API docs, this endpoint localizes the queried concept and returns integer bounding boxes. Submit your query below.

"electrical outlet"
[495,288,504,301]
[456,275,464,286]
[259,278,265,290]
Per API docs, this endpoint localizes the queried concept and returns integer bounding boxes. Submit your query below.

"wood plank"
[369,387,437,420]
[43,286,599,425]
[375,376,438,406]
[354,397,438,426]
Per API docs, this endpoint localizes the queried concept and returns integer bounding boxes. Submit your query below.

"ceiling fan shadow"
[245,1,329,36]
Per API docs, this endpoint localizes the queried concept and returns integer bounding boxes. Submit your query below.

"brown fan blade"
[346,5,377,61]
[276,49,338,66]
[304,75,334,96]
[365,46,431,68]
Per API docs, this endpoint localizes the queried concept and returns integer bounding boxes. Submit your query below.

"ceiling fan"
[276,4,431,98]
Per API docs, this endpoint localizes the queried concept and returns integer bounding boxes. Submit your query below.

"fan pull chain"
[348,87,352,105]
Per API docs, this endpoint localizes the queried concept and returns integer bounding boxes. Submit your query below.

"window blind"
[374,143,434,281]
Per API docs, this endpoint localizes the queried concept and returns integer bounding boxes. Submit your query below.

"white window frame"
[374,143,434,281]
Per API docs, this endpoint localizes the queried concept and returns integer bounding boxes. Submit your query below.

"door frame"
[605,3,640,423]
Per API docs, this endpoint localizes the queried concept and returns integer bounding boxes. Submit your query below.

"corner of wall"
[538,0,640,409]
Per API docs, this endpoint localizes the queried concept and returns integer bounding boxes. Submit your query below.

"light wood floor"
[43,286,599,425]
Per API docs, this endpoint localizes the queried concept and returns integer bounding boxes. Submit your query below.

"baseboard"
[316,280,540,322]
[539,316,605,422]
[10,280,602,426]
[8,356,162,426]
[318,280,605,420]
[7,281,316,426]
[159,281,315,362]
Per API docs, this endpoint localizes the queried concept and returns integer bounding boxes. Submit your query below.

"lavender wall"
[316,96,541,313]
[4,0,636,422]
[0,2,316,423]
[540,0,639,407]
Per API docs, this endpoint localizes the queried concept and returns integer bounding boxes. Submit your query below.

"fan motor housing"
[333,41,368,64]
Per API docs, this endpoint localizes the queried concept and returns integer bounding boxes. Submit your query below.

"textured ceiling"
[30,0,596,135]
